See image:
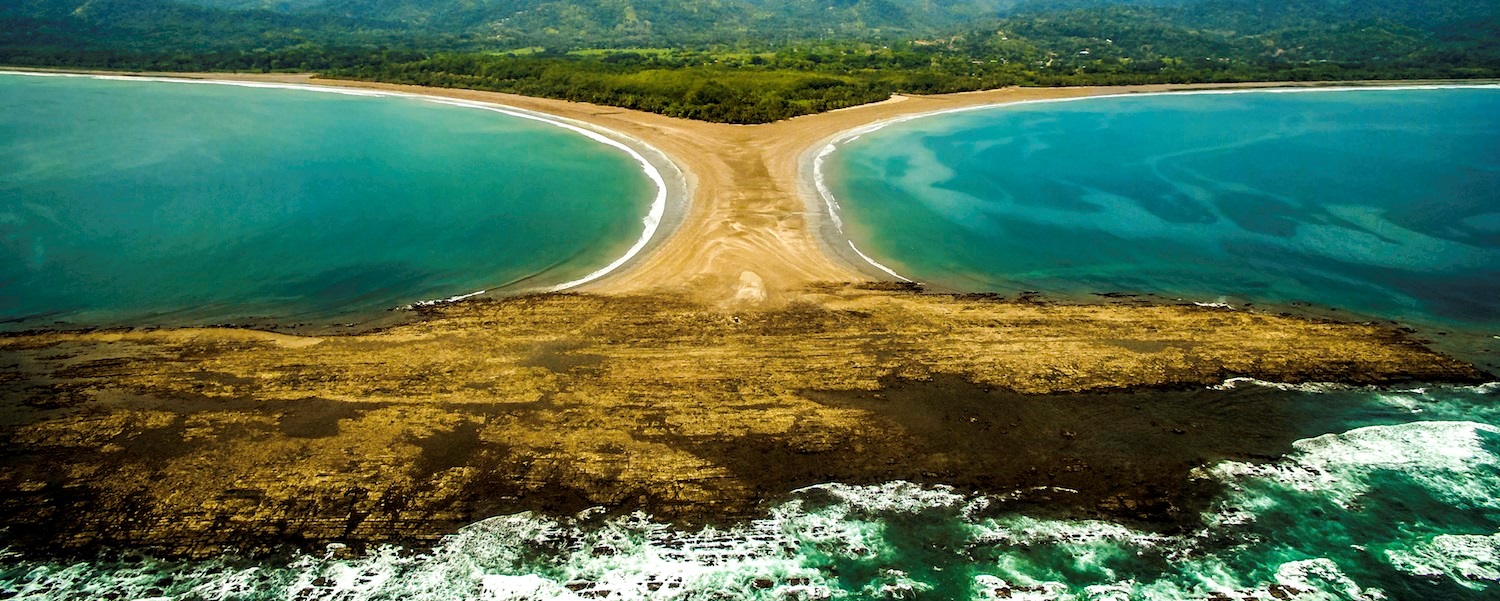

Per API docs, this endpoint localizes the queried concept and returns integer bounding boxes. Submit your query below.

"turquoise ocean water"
[0,74,657,329]
[824,88,1500,333]
[4,88,1500,600]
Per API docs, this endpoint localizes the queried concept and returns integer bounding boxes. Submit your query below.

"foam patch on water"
[1386,531,1500,590]
[1364,382,1500,422]
[1209,377,1356,393]
[971,575,1069,600]
[860,569,934,599]
[1274,558,1388,601]
[970,516,1168,550]
[1115,556,1391,601]
[795,481,971,514]
[1211,420,1500,509]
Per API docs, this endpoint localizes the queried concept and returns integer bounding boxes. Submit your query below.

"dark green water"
[0,73,659,329]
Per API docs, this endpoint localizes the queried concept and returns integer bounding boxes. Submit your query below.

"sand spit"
[18,70,1477,305]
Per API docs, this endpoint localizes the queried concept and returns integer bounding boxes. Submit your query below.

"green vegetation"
[3,0,1498,123]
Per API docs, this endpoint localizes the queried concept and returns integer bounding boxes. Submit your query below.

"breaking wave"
[6,383,1499,600]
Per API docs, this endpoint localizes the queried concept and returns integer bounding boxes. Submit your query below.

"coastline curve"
[801,83,1500,287]
[0,70,691,308]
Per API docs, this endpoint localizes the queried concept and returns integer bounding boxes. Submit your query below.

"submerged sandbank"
[803,83,1500,285]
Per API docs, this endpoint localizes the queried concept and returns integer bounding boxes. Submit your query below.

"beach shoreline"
[0,69,693,308]
[802,82,1500,285]
[11,66,1494,309]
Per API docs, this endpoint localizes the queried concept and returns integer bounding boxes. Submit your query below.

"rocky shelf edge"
[0,284,1487,558]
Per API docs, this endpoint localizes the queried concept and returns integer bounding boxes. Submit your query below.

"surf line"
[809,141,914,283]
[0,70,678,302]
[809,82,1500,285]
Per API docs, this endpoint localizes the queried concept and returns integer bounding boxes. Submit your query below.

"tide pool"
[820,87,1500,332]
[0,74,659,329]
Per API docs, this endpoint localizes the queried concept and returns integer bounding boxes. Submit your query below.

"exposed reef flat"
[0,285,1484,558]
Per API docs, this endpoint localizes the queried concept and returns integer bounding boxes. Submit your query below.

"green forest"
[3,0,1497,123]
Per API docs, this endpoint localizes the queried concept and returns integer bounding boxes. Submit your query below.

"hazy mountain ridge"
[2,0,1495,123]
[34,0,1022,42]
[5,0,1495,52]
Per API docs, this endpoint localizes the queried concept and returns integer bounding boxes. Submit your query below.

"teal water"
[0,74,657,329]
[822,88,1500,333]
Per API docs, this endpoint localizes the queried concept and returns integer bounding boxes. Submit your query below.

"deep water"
[2,383,1499,600]
[0,74,656,329]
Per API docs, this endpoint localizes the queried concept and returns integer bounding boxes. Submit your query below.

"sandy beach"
[25,70,1445,306]
[195,76,1500,304]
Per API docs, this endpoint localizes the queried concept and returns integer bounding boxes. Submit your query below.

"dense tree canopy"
[2,0,1497,123]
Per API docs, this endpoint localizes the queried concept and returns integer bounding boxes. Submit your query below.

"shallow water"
[2,383,1497,600]
[822,88,1500,334]
[0,74,657,329]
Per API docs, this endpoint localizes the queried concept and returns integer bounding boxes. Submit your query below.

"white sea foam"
[793,480,970,513]
[808,131,922,282]
[1360,385,1500,419]
[1212,421,1500,510]
[1208,377,1355,393]
[0,70,681,300]
[848,241,913,282]
[482,573,567,599]
[5,401,1500,599]
[1273,558,1388,601]
[0,468,1486,600]
[276,511,839,601]
[406,289,488,308]
[287,482,969,600]
[1207,380,1500,420]
[1386,531,1500,590]
[971,575,1068,600]
[969,516,1167,550]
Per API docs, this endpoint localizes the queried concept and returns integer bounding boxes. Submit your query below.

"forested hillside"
[3,0,1022,49]
[2,0,1497,122]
